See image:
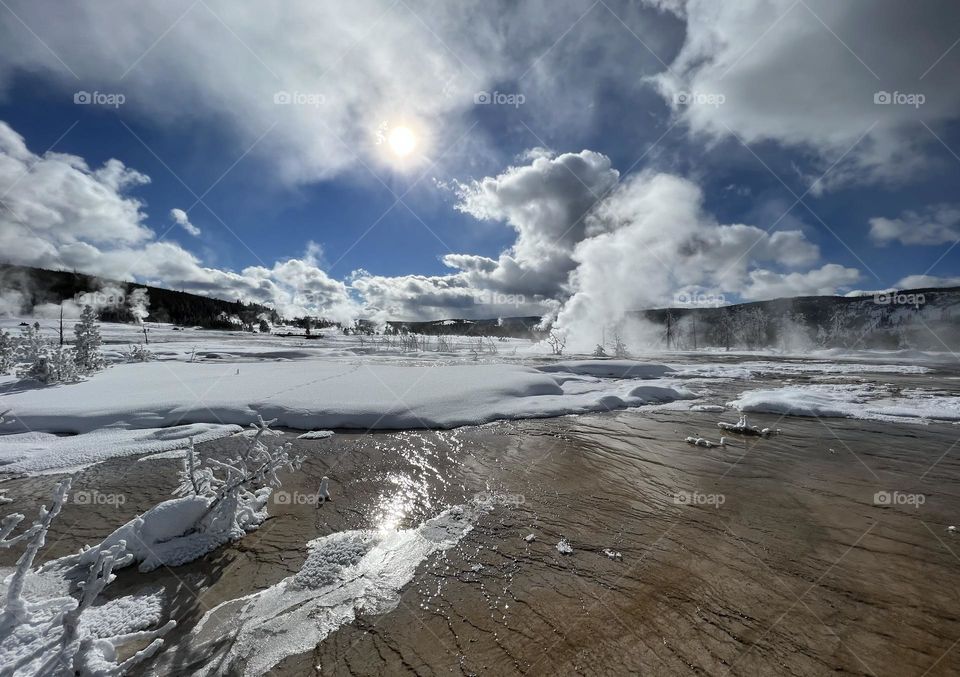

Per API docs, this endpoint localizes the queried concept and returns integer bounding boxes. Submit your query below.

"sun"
[387,125,417,158]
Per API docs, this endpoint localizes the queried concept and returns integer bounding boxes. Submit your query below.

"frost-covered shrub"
[546,330,566,355]
[0,479,174,675]
[0,330,14,374]
[73,305,106,374]
[16,341,79,384]
[612,332,630,358]
[15,325,46,369]
[78,416,303,573]
[125,343,154,362]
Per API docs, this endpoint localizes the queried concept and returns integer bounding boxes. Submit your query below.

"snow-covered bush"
[15,325,46,371]
[612,332,630,358]
[0,479,174,675]
[592,344,607,357]
[0,330,14,374]
[16,331,79,384]
[125,343,154,362]
[73,305,106,374]
[546,330,566,355]
[77,416,303,573]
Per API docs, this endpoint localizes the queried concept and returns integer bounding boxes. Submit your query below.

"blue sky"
[0,0,958,325]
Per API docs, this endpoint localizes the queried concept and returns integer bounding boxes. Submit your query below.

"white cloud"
[651,0,960,188]
[869,204,960,246]
[452,149,619,296]
[740,264,861,300]
[170,208,201,237]
[896,274,960,289]
[0,120,358,322]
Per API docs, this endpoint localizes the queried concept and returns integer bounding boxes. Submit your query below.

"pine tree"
[0,330,14,374]
[73,304,106,374]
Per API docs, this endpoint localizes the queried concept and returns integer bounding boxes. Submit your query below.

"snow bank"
[672,360,930,379]
[537,360,674,379]
[297,430,334,440]
[0,423,240,474]
[730,384,960,423]
[1,361,692,433]
[189,502,484,676]
[72,492,270,572]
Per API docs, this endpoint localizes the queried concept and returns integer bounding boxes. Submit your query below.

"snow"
[685,436,726,448]
[730,384,960,423]
[672,360,930,379]
[556,538,573,554]
[0,423,241,474]
[78,587,166,639]
[0,360,693,434]
[717,415,777,437]
[536,360,674,379]
[297,430,335,439]
[188,502,484,676]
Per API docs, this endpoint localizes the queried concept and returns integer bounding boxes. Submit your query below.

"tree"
[258,318,270,333]
[612,331,629,358]
[16,325,79,384]
[0,330,14,374]
[73,305,106,374]
[546,330,567,355]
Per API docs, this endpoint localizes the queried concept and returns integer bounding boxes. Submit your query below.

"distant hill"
[636,287,960,351]
[0,264,279,330]
[384,317,546,339]
[2,263,957,348]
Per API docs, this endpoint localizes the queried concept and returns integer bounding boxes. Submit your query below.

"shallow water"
[3,354,960,675]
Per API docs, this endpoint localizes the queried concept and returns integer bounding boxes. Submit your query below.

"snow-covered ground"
[730,383,960,423]
[1,318,956,475]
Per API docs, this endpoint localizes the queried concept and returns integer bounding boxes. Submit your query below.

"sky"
[0,0,959,332]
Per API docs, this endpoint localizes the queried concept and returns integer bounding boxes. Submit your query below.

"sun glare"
[387,125,417,157]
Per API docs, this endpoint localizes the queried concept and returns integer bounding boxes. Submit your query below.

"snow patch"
[0,423,241,475]
[188,503,484,676]
[730,384,960,423]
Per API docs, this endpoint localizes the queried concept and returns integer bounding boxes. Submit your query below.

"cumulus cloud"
[740,264,861,300]
[0,120,357,322]
[869,204,960,246]
[452,149,619,296]
[651,0,960,188]
[170,208,201,237]
[896,274,960,289]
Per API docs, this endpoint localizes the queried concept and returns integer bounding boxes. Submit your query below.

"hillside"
[0,264,279,330]
[637,287,960,350]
